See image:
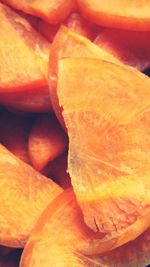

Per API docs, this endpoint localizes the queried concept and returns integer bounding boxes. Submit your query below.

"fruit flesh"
[2,0,76,24]
[0,144,62,247]
[57,58,150,252]
[20,190,99,267]
[20,189,150,267]
[77,0,150,30]
[0,3,50,93]
[49,26,121,129]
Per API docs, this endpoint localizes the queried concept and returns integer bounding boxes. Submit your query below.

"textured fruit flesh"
[95,29,150,71]
[28,113,67,170]
[0,144,62,247]
[58,58,150,253]
[2,0,76,24]
[49,26,121,129]
[77,0,150,30]
[20,189,150,267]
[0,3,50,93]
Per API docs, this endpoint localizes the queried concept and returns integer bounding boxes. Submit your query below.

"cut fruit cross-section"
[20,189,150,267]
[49,26,121,129]
[57,58,150,253]
[0,144,62,248]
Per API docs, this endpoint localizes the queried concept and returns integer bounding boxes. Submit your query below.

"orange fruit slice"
[49,26,121,129]
[0,144,62,247]
[57,57,150,253]
[77,0,150,31]
[0,3,50,94]
[2,0,76,24]
[20,189,150,266]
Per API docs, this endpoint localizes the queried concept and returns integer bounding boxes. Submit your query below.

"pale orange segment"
[49,26,121,129]
[0,144,62,248]
[57,58,150,252]
[2,0,76,24]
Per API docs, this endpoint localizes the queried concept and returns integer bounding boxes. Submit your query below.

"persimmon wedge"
[0,144,62,248]
[2,0,76,24]
[28,113,68,170]
[20,189,150,267]
[0,3,50,93]
[49,26,121,129]
[77,0,150,31]
[95,29,150,71]
[57,58,150,252]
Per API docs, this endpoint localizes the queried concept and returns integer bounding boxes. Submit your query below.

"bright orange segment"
[0,144,62,247]
[2,0,76,24]
[28,113,68,170]
[0,3,50,93]
[77,0,150,30]
[49,26,121,129]
[58,58,150,252]
[20,189,150,267]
